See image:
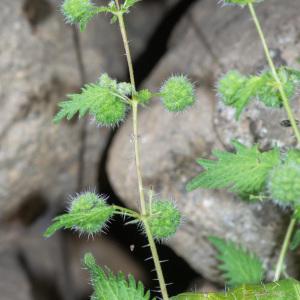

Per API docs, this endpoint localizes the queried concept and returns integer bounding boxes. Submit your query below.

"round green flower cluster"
[160,75,195,112]
[69,192,115,235]
[62,0,97,30]
[89,86,128,127]
[147,200,181,240]
[268,163,300,206]
[218,70,248,106]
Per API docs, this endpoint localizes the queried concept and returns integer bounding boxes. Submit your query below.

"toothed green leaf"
[54,74,130,127]
[187,141,280,197]
[84,253,154,300]
[209,237,264,287]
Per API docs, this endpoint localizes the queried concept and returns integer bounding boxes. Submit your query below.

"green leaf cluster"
[84,253,154,300]
[186,141,280,197]
[218,67,300,118]
[54,74,130,127]
[44,192,115,237]
[209,237,264,287]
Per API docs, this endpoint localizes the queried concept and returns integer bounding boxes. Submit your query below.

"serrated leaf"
[53,74,130,126]
[171,279,300,300]
[84,253,154,300]
[209,236,264,287]
[187,141,280,197]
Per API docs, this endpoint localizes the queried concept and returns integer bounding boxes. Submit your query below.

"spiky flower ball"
[218,71,248,105]
[160,75,195,112]
[44,192,115,237]
[62,0,97,31]
[136,89,152,104]
[89,86,127,127]
[268,163,300,206]
[146,200,181,240]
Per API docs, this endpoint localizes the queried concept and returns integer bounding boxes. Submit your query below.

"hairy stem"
[248,3,299,281]
[115,2,169,298]
[248,3,300,144]
[274,218,296,281]
[143,218,170,300]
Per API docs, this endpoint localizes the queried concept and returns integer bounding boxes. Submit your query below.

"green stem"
[274,218,296,281]
[248,3,300,144]
[247,3,300,281]
[112,205,141,219]
[115,3,169,299]
[143,218,170,300]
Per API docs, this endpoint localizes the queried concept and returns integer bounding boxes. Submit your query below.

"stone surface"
[107,0,300,282]
[0,0,110,221]
[80,0,181,81]
[66,235,149,299]
[0,250,32,300]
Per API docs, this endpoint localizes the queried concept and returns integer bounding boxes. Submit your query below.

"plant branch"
[273,217,296,281]
[248,3,300,145]
[115,3,169,299]
[248,3,299,281]
[143,218,170,300]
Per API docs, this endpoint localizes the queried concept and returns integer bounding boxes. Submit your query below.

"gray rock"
[107,0,300,282]
[66,235,149,298]
[0,0,109,220]
[0,250,32,300]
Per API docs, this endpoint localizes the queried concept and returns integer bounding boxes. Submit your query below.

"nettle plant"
[45,0,300,299]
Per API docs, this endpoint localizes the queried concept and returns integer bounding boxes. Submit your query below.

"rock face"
[0,0,109,221]
[0,251,32,300]
[0,0,177,221]
[0,0,186,299]
[107,0,300,282]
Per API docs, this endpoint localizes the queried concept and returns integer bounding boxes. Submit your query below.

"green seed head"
[218,71,248,105]
[268,163,300,206]
[136,89,152,104]
[61,0,97,31]
[69,192,115,235]
[147,200,181,240]
[160,75,195,112]
[90,87,127,127]
[286,150,300,165]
